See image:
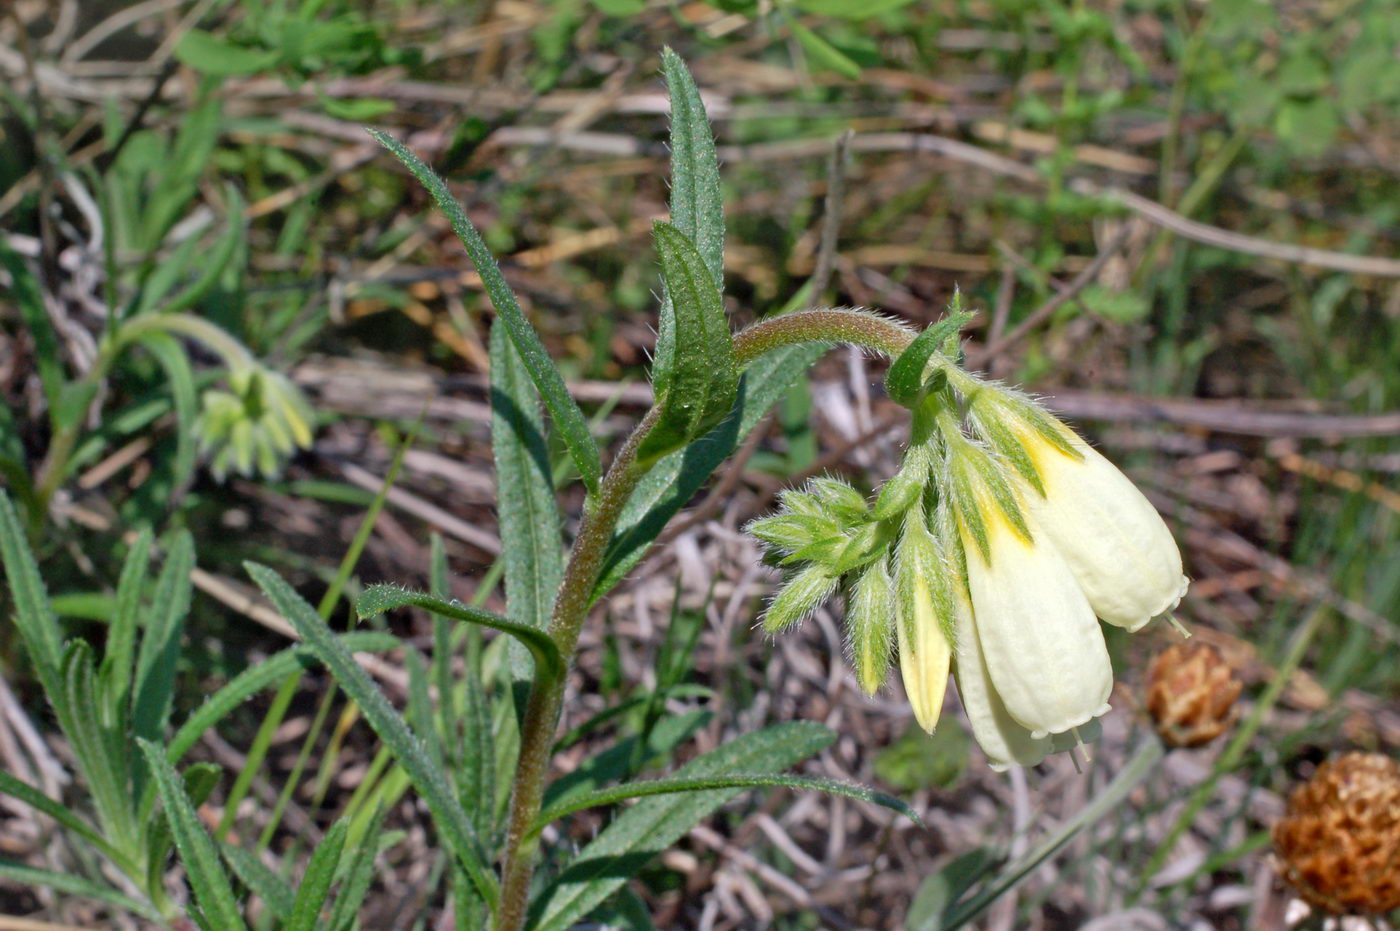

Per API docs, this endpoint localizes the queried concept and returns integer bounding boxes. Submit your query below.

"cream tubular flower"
[894,510,951,733]
[970,391,1187,632]
[947,437,1112,739]
[949,582,1052,770]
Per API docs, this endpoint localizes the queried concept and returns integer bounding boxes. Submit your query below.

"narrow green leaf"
[461,664,496,836]
[543,710,711,814]
[790,20,863,79]
[0,858,162,921]
[405,649,443,769]
[248,565,498,908]
[527,722,834,930]
[637,223,738,465]
[904,847,1003,931]
[285,818,347,931]
[490,320,564,683]
[173,29,278,75]
[138,739,247,931]
[135,333,200,494]
[0,491,64,699]
[328,803,389,931]
[162,633,398,772]
[164,187,246,314]
[132,530,194,745]
[222,843,295,921]
[59,641,135,850]
[0,771,124,866]
[357,585,564,684]
[534,772,918,835]
[369,128,601,494]
[595,343,826,599]
[884,308,972,407]
[654,47,725,400]
[98,528,152,716]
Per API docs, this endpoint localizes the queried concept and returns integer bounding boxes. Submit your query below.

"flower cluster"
[194,365,315,480]
[748,365,1187,770]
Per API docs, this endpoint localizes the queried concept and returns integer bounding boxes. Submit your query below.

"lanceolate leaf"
[0,771,123,866]
[490,320,565,681]
[653,48,725,403]
[637,223,738,465]
[526,722,835,930]
[162,633,398,769]
[595,343,826,600]
[0,491,64,699]
[248,565,498,908]
[133,529,194,746]
[885,306,973,407]
[99,528,152,716]
[369,129,601,494]
[285,818,348,931]
[356,586,564,683]
[138,739,247,931]
[533,772,917,835]
[221,843,295,921]
[0,859,161,921]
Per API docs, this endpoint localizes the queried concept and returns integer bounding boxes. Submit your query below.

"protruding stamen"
[1166,613,1191,639]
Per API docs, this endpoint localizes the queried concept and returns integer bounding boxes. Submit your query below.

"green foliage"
[371,128,603,494]
[637,222,739,464]
[525,722,836,930]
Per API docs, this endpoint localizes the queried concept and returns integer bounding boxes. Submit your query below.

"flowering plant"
[750,298,1188,769]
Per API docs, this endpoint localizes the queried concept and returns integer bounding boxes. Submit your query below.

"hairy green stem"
[732,308,981,396]
[494,407,659,931]
[496,307,968,929]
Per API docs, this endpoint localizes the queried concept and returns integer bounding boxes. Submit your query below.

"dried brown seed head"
[1273,752,1400,915]
[1145,641,1242,748]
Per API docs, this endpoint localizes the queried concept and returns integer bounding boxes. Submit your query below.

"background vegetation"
[1,0,1398,926]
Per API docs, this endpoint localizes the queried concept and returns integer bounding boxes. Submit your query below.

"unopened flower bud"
[1273,752,1400,915]
[807,477,869,523]
[848,555,895,696]
[1146,642,1241,748]
[894,510,951,733]
[762,564,839,634]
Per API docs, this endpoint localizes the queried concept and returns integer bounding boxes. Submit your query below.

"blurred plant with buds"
[748,292,1189,769]
[195,364,315,480]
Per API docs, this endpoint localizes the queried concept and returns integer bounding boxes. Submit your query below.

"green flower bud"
[847,555,895,696]
[762,564,839,634]
[746,513,841,554]
[807,476,870,523]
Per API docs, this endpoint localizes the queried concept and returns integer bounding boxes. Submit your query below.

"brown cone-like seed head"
[1145,642,1242,748]
[1272,752,1400,915]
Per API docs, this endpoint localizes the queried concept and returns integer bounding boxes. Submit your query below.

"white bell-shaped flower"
[943,427,1113,740]
[960,503,1113,738]
[970,391,1187,632]
[949,582,1052,770]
